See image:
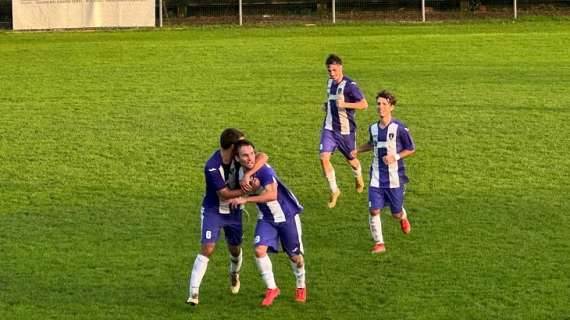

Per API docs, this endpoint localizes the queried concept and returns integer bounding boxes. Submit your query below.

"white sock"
[189,254,209,296]
[326,170,339,193]
[369,214,384,243]
[401,207,408,220]
[229,248,242,274]
[352,164,362,178]
[290,260,306,289]
[255,255,277,289]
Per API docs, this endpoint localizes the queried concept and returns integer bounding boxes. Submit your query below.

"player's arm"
[383,149,415,165]
[357,142,373,154]
[383,126,416,165]
[338,98,368,110]
[357,126,374,155]
[244,181,277,204]
[337,83,368,110]
[240,152,268,192]
[205,165,246,201]
[217,186,245,201]
[229,181,277,207]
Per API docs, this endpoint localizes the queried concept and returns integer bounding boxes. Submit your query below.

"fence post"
[159,0,163,27]
[239,0,243,25]
[332,0,336,24]
[513,0,517,19]
[421,0,425,22]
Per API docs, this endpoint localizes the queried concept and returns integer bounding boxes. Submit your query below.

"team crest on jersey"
[337,87,343,95]
[389,133,395,140]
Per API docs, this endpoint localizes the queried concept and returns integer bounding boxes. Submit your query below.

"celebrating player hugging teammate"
[228,140,307,307]
[186,128,268,306]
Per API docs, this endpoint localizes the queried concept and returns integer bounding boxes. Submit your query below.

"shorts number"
[205,231,212,240]
[254,235,260,244]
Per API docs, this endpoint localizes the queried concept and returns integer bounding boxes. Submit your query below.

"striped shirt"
[368,119,415,188]
[323,76,365,135]
[242,164,303,223]
[201,150,242,214]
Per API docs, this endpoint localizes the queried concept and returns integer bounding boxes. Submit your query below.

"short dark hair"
[234,139,255,154]
[220,128,245,150]
[376,90,397,106]
[325,54,342,66]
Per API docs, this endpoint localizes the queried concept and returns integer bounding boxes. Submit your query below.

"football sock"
[369,214,384,243]
[229,248,243,274]
[189,254,209,296]
[351,164,362,178]
[401,207,408,220]
[326,170,339,193]
[255,255,277,289]
[289,260,306,289]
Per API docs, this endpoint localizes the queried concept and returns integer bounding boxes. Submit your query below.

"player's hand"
[240,173,253,192]
[250,177,260,191]
[350,149,358,159]
[336,96,346,109]
[228,197,247,208]
[382,154,396,165]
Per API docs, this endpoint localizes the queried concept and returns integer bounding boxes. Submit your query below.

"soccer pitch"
[1,18,569,319]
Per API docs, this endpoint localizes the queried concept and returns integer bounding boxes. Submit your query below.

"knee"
[369,209,381,216]
[320,153,330,163]
[228,245,241,257]
[201,244,215,257]
[348,156,359,168]
[290,255,304,268]
[254,246,267,258]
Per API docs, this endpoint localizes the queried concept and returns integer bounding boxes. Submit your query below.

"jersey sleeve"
[205,165,226,191]
[256,166,276,188]
[399,124,415,151]
[345,81,365,103]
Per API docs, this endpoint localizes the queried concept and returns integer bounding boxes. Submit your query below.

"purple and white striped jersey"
[242,164,303,223]
[368,119,415,188]
[323,76,365,135]
[201,150,242,214]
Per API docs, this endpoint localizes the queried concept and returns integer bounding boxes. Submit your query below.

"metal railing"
[159,0,570,25]
[1,0,569,29]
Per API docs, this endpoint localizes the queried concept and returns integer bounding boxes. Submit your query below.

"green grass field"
[1,17,569,319]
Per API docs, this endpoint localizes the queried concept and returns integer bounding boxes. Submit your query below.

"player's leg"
[224,220,243,294]
[279,215,307,303]
[368,188,386,253]
[187,212,222,305]
[387,187,410,234]
[254,220,280,306]
[319,130,341,208]
[347,157,364,193]
[338,132,364,193]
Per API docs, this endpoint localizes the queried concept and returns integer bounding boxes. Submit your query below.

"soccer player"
[186,128,267,305]
[228,140,307,307]
[357,90,415,253]
[320,54,368,208]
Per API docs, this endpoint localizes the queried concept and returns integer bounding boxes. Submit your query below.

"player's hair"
[376,90,397,106]
[220,128,245,150]
[325,54,343,66]
[234,139,255,154]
